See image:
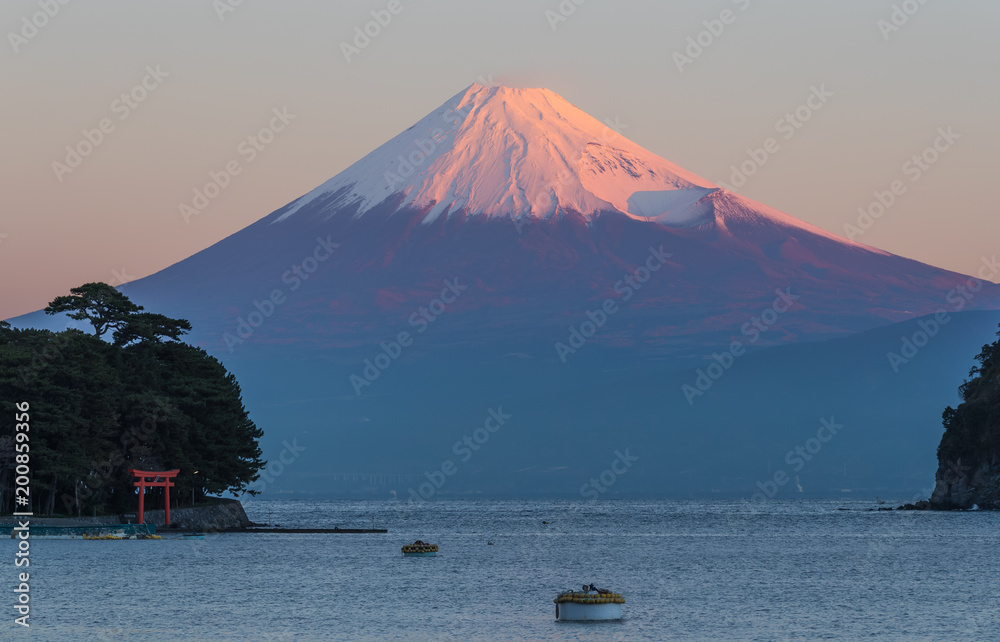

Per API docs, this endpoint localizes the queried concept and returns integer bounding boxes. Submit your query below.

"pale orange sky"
[2,1,998,319]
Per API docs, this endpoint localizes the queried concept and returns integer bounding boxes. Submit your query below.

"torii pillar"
[129,469,179,525]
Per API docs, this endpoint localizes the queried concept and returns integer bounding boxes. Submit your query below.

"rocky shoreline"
[926,457,1000,510]
[2,498,257,531]
[890,458,1000,511]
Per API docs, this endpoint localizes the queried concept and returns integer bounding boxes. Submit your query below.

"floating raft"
[84,533,162,540]
[401,541,438,557]
[0,524,157,540]
[554,588,625,621]
[220,527,387,534]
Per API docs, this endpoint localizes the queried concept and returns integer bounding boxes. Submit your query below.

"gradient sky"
[2,0,998,320]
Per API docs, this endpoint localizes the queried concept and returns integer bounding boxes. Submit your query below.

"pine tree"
[938,324,1000,477]
[1,285,264,515]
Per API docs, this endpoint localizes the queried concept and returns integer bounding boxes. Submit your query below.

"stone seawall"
[10,515,122,526]
[142,498,254,531]
[1,499,254,529]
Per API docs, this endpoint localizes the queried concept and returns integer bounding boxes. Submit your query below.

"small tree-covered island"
[0,283,265,517]
[928,323,1000,509]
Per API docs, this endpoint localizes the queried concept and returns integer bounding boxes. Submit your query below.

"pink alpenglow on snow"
[274,84,880,251]
[21,83,999,360]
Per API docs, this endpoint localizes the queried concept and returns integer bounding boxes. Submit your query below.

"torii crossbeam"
[129,469,179,525]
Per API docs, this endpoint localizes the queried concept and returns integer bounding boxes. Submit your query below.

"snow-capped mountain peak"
[276,84,719,225]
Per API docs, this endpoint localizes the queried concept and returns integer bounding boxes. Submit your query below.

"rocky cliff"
[929,457,1000,509]
[927,324,1000,510]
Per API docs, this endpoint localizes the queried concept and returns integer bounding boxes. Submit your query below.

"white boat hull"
[556,601,622,621]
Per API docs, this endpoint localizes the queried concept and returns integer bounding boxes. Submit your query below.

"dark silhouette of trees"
[938,324,1000,469]
[1,285,263,516]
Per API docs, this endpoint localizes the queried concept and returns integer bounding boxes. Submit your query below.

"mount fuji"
[17,84,1000,499]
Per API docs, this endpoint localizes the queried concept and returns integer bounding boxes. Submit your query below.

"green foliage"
[113,312,193,347]
[43,282,193,347]
[938,323,1000,468]
[44,282,142,338]
[1,284,264,515]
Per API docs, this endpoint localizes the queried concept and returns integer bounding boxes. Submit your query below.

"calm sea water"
[5,499,999,641]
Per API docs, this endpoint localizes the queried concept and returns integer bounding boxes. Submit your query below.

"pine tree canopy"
[2,283,265,516]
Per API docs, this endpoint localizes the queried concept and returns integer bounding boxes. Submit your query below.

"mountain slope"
[21,84,993,355]
[275,84,714,223]
[12,84,1000,498]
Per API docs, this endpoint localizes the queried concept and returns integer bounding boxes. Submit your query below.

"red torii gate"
[130,469,179,525]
